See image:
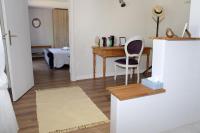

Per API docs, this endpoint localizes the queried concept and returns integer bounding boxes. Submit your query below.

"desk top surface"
[107,84,165,101]
[92,46,124,49]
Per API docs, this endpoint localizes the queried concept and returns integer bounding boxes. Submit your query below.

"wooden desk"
[92,46,152,79]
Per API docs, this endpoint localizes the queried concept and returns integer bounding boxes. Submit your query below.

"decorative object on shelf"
[32,18,41,28]
[142,77,163,90]
[152,5,165,37]
[108,35,115,47]
[95,36,100,47]
[119,0,126,7]
[166,28,177,38]
[182,23,191,38]
[102,37,107,47]
[119,37,126,46]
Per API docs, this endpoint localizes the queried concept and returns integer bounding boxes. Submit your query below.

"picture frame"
[182,23,191,38]
[119,37,126,46]
[32,18,41,28]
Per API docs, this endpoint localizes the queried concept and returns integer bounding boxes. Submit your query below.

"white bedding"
[44,48,70,68]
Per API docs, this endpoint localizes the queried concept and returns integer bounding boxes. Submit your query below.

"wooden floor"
[13,58,147,133]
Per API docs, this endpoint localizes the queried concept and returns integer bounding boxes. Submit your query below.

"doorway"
[29,6,71,84]
[0,0,73,101]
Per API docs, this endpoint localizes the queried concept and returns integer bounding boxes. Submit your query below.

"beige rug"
[36,86,109,133]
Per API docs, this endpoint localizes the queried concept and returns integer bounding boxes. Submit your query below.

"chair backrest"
[124,36,144,61]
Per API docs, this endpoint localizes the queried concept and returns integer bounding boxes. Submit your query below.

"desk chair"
[114,36,144,85]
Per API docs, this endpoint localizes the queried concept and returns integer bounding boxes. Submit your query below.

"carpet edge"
[49,120,110,133]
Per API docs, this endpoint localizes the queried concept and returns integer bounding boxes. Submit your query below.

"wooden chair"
[114,36,144,85]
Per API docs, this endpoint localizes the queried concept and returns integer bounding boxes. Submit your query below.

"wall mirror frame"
[32,18,41,28]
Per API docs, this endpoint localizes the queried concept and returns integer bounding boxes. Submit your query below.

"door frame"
[1,0,77,86]
[68,0,76,81]
[0,0,11,88]
[29,4,76,81]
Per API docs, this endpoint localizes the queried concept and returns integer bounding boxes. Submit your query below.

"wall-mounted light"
[119,0,126,7]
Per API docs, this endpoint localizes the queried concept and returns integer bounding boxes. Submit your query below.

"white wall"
[71,0,191,80]
[189,0,200,37]
[145,0,191,44]
[29,7,53,46]
[111,40,200,133]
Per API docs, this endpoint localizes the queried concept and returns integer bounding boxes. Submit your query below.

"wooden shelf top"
[107,84,165,101]
[150,37,200,41]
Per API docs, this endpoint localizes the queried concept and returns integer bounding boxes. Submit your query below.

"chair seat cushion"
[115,58,138,65]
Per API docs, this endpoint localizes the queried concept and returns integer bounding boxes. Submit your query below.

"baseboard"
[75,69,146,81]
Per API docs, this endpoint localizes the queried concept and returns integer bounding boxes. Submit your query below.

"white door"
[1,0,34,101]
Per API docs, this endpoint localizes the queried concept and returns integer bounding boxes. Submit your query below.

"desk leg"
[143,50,152,75]
[103,57,106,79]
[93,53,96,79]
[146,53,150,69]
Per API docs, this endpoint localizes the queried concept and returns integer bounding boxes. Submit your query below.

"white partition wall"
[189,0,200,37]
[111,39,200,133]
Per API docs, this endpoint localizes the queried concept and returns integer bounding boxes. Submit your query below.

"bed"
[44,47,70,69]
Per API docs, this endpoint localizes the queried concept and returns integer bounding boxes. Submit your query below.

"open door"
[1,0,34,101]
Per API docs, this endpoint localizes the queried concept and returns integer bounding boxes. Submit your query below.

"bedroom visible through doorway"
[29,6,70,82]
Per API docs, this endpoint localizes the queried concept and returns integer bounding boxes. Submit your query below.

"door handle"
[1,33,7,39]
[8,30,17,45]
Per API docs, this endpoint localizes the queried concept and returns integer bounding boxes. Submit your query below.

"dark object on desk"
[102,37,107,47]
[108,35,115,47]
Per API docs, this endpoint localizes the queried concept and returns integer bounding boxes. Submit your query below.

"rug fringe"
[49,120,110,133]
